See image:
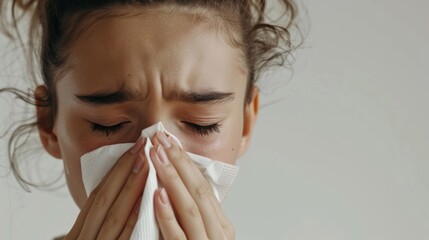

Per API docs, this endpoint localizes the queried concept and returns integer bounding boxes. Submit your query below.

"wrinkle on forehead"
[60,4,248,104]
[58,4,247,79]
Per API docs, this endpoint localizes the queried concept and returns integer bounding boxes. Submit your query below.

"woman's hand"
[151,132,235,240]
[65,138,149,240]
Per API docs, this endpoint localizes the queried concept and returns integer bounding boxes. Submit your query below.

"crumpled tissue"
[80,122,239,240]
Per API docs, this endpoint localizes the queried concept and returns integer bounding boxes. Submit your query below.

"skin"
[35,5,258,239]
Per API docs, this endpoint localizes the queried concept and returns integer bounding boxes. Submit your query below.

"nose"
[139,104,175,133]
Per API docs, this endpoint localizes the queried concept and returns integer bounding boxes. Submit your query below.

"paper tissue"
[80,122,239,240]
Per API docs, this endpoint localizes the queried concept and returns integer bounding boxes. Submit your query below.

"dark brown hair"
[0,0,301,190]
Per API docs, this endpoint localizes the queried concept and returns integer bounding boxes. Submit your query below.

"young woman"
[1,0,299,239]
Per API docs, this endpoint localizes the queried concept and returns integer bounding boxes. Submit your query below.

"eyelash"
[183,121,221,136]
[91,122,126,137]
[91,121,221,137]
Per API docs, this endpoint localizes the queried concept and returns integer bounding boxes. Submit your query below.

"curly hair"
[0,0,301,190]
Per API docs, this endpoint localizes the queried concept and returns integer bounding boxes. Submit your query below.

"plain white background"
[1,0,428,239]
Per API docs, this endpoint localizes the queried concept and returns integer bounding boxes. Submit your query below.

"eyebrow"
[75,91,132,105]
[172,90,235,104]
[75,89,235,106]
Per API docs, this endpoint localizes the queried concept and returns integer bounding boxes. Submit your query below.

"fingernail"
[160,188,170,206]
[132,153,145,173]
[166,133,180,147]
[130,137,145,154]
[156,145,170,165]
[157,131,171,148]
[133,196,142,214]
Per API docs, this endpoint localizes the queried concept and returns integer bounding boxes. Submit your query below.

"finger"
[154,188,187,240]
[97,152,149,239]
[151,134,161,146]
[156,132,235,239]
[208,196,236,239]
[66,192,96,240]
[78,138,146,239]
[156,138,225,240]
[66,139,139,239]
[117,196,142,240]
[150,145,208,240]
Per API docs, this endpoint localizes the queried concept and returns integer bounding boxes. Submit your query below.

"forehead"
[65,5,248,95]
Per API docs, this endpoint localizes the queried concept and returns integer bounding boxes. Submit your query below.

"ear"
[35,85,62,159]
[237,86,259,158]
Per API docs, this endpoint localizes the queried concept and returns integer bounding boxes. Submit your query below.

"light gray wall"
[1,0,428,239]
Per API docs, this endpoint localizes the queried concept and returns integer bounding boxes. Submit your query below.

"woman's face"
[37,6,258,208]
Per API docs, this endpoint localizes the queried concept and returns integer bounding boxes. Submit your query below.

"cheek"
[56,108,117,155]
[60,143,88,208]
[54,111,94,208]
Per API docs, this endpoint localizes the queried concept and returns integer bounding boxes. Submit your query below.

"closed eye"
[182,121,221,136]
[90,121,130,137]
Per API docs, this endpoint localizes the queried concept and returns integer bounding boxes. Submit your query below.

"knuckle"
[93,192,108,208]
[104,209,119,226]
[161,211,176,222]
[166,145,184,160]
[164,165,180,180]
[158,205,175,222]
[185,203,200,218]
[172,233,187,240]
[193,182,210,200]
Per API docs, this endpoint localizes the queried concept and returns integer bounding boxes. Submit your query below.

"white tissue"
[80,122,239,240]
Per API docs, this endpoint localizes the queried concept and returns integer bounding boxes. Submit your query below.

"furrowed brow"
[74,90,134,106]
[175,90,235,104]
[75,89,235,106]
